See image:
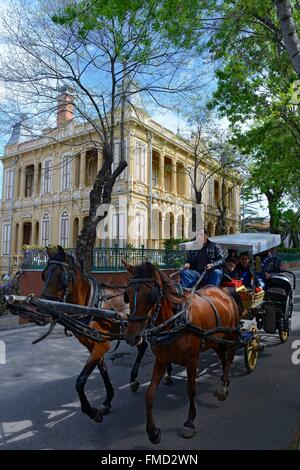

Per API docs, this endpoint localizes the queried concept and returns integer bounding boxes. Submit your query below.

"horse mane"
[132,262,185,305]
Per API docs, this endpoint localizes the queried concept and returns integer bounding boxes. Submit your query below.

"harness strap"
[88,277,103,309]
[196,293,222,328]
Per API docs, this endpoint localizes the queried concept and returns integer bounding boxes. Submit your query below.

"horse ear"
[46,245,56,258]
[57,245,67,260]
[121,259,135,274]
[153,268,163,288]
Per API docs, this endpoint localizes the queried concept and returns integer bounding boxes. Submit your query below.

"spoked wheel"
[279,329,289,343]
[278,298,291,344]
[244,326,260,373]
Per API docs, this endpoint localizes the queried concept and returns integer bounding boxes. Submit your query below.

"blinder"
[123,290,129,304]
[149,286,160,305]
[124,277,162,324]
[41,259,75,302]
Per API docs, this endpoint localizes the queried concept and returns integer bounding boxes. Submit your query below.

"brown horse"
[40,246,171,423]
[123,261,242,444]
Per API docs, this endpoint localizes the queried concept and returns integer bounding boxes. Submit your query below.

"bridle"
[125,277,162,324]
[41,259,75,303]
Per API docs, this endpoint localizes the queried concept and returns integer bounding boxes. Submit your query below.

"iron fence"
[22,246,186,272]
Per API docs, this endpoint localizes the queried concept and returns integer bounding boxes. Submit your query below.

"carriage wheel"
[278,298,290,344]
[279,329,289,343]
[244,327,259,373]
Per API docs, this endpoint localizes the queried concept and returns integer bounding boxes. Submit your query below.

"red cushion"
[222,279,243,288]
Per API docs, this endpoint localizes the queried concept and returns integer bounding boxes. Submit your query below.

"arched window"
[60,212,69,247]
[41,213,50,247]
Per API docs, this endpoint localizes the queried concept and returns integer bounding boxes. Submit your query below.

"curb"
[0,321,36,332]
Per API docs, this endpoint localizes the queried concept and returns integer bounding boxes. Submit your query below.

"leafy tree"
[206,0,300,232]
[0,0,203,273]
[280,208,300,248]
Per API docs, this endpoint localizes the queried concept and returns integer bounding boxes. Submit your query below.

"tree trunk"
[266,193,281,234]
[192,190,202,234]
[275,0,300,77]
[75,143,127,274]
[216,178,228,235]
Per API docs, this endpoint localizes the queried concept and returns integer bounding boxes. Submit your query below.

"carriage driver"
[180,230,227,288]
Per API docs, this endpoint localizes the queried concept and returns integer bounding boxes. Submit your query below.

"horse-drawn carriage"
[209,233,296,371]
[4,233,296,443]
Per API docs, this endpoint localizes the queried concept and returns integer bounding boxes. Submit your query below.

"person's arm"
[184,250,194,269]
[272,256,282,273]
[211,244,228,268]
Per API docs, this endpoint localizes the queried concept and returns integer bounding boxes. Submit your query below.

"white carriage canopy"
[208,233,281,255]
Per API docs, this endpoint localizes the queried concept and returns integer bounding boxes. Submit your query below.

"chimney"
[6,113,28,146]
[57,85,74,127]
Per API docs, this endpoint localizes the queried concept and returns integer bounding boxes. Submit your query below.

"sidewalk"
[0,314,33,331]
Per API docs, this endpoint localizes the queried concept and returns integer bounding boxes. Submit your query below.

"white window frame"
[152,160,158,187]
[4,168,14,200]
[43,159,52,194]
[2,223,11,255]
[61,155,71,191]
[113,139,127,181]
[41,213,50,247]
[112,212,126,247]
[134,140,146,183]
[59,212,69,247]
[136,212,146,247]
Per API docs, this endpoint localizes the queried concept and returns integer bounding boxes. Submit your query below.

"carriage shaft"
[5,295,119,320]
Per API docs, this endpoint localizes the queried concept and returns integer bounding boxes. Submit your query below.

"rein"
[126,274,242,348]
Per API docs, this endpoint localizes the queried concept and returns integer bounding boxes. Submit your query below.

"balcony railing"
[22,246,186,271]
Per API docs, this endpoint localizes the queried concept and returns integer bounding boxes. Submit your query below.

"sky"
[0,0,10,195]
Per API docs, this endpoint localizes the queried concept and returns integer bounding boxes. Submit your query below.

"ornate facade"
[0,102,241,273]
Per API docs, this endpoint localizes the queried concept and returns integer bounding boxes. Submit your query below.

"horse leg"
[130,339,148,393]
[163,363,173,385]
[98,359,114,415]
[215,345,235,401]
[76,358,103,423]
[145,359,167,444]
[180,361,197,439]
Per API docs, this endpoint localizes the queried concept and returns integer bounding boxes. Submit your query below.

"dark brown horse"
[123,261,242,444]
[40,246,171,423]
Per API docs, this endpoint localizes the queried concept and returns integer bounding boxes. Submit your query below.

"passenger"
[233,252,261,289]
[261,249,282,280]
[180,230,227,288]
[222,257,238,282]
[257,249,282,288]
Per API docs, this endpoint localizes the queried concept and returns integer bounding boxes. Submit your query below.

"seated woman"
[233,252,262,289]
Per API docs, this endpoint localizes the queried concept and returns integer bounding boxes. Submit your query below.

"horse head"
[40,245,81,303]
[123,260,183,346]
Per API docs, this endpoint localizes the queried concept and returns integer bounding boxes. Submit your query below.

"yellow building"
[0,94,240,273]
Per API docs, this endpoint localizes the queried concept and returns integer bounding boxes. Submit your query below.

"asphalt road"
[0,271,300,451]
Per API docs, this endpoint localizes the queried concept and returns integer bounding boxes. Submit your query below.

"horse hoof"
[148,428,161,444]
[214,386,228,402]
[93,409,103,423]
[101,405,111,415]
[164,375,173,385]
[180,426,196,439]
[130,381,140,393]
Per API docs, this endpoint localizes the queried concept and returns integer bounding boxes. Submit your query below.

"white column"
[79,151,86,188]
[159,152,164,191]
